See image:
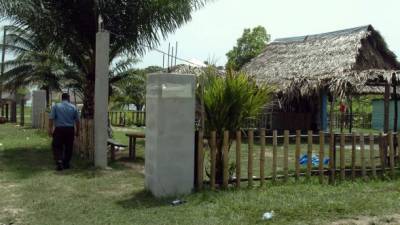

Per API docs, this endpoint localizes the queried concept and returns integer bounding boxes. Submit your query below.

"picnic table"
[125,132,145,160]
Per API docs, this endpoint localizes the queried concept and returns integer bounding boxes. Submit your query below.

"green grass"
[1,124,400,225]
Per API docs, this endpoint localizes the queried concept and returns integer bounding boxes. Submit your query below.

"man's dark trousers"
[52,127,75,167]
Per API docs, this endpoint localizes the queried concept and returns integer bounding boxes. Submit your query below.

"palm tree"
[0,0,208,119]
[0,26,79,108]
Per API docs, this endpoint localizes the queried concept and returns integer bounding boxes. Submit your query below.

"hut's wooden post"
[369,133,376,178]
[351,132,357,180]
[283,130,289,182]
[210,131,217,190]
[340,133,345,181]
[384,83,390,133]
[360,133,367,180]
[248,129,254,187]
[307,130,313,179]
[235,130,241,188]
[260,128,266,186]
[272,130,277,182]
[295,130,301,181]
[196,130,204,190]
[223,130,229,189]
[388,131,395,179]
[319,131,324,184]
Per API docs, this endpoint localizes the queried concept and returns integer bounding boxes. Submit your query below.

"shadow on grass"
[116,190,172,209]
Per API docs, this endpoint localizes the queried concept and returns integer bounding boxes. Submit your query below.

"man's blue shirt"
[49,101,80,127]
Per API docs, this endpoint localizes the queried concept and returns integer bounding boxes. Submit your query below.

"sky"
[137,0,400,68]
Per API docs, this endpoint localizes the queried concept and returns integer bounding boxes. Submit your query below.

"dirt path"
[331,214,400,225]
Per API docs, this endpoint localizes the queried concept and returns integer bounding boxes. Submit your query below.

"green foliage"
[226,26,270,71]
[202,69,273,134]
[0,0,208,118]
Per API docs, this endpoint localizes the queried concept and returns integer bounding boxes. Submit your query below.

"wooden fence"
[108,111,145,127]
[39,112,94,161]
[329,112,372,129]
[195,129,399,190]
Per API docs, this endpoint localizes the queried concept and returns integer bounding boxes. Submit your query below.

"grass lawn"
[1,124,400,225]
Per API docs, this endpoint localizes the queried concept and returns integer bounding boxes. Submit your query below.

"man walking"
[48,93,80,171]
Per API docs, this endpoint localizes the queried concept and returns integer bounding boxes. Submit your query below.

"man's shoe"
[56,161,63,171]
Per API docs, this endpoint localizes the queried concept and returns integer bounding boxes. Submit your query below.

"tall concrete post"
[94,31,110,168]
[32,90,46,128]
[145,73,196,197]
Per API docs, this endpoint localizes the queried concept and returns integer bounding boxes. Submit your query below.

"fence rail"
[195,129,399,190]
[108,111,145,127]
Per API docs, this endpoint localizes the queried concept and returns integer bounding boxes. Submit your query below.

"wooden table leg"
[129,137,133,158]
[111,144,115,162]
[132,138,137,160]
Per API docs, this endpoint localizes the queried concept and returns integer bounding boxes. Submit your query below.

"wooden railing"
[195,129,399,190]
[108,111,145,127]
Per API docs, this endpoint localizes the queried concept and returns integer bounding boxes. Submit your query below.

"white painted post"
[31,90,47,128]
[94,31,110,168]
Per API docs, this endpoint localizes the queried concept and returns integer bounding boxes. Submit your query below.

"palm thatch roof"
[243,25,400,99]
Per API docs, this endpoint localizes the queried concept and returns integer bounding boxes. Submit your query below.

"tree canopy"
[226,26,270,71]
[0,0,208,118]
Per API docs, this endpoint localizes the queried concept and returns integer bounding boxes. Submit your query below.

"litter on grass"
[262,211,274,220]
[299,154,329,166]
[171,199,186,206]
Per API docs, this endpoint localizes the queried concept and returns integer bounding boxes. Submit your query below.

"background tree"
[226,26,270,71]
[0,0,208,118]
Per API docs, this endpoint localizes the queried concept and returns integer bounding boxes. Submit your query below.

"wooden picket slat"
[360,133,366,180]
[196,130,204,190]
[388,131,395,179]
[369,133,376,178]
[307,130,312,179]
[295,130,301,180]
[340,133,345,181]
[210,131,217,190]
[223,130,229,189]
[235,130,241,187]
[379,132,386,175]
[283,130,289,182]
[272,130,277,182]
[329,132,335,184]
[248,129,254,187]
[259,128,266,186]
[319,131,324,184]
[351,133,356,180]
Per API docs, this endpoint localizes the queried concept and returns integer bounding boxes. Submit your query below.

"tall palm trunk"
[82,73,95,119]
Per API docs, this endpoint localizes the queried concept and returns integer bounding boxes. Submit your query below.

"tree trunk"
[82,74,95,119]
[45,87,50,109]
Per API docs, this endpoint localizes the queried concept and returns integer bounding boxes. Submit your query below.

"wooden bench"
[125,132,145,160]
[107,139,127,161]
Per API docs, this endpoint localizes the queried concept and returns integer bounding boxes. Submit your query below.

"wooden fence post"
[370,133,376,178]
[360,133,366,180]
[272,130,277,182]
[283,130,289,182]
[295,130,301,181]
[260,128,266,186]
[196,130,204,190]
[351,133,356,180]
[248,129,254,187]
[340,133,345,181]
[379,132,386,176]
[223,130,229,189]
[236,130,241,188]
[388,131,395,179]
[210,131,217,190]
[307,130,313,179]
[319,131,324,184]
[329,132,335,184]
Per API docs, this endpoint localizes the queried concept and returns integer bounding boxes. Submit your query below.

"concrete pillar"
[10,95,17,123]
[94,31,110,168]
[32,90,47,128]
[145,73,196,197]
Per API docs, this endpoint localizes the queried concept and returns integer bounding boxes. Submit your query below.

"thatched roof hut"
[243,25,400,99]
